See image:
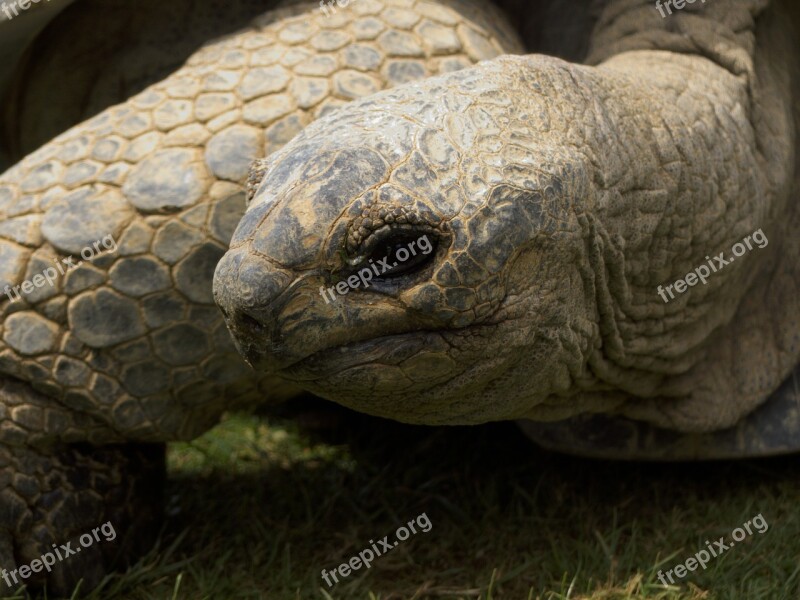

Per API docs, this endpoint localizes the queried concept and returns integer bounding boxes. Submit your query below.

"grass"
[4,397,800,599]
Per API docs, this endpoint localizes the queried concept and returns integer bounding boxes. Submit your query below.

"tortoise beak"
[213,246,298,372]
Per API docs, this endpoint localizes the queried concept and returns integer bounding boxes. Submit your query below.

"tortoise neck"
[586,0,766,77]
[492,0,604,62]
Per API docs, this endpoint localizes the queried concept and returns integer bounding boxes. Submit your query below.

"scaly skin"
[0,0,522,593]
[0,0,520,442]
[0,381,164,593]
[215,0,799,436]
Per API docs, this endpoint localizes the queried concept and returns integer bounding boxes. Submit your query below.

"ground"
[2,398,798,599]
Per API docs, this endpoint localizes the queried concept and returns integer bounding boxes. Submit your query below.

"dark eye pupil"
[364,233,435,279]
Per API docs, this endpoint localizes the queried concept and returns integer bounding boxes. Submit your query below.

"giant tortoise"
[0,0,797,593]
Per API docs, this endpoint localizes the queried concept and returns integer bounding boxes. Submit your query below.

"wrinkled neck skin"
[218,0,798,432]
[517,0,798,431]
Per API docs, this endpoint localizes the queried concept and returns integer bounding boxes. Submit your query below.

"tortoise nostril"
[238,312,266,335]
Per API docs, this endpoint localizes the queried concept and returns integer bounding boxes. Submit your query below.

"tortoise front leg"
[0,441,164,595]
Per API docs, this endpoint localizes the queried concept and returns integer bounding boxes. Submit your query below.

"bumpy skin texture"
[216,0,799,434]
[0,0,520,442]
[519,366,800,460]
[1,0,799,593]
[0,379,164,591]
[0,0,522,593]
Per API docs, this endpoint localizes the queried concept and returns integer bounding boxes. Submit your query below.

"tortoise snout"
[221,305,292,372]
[213,247,295,371]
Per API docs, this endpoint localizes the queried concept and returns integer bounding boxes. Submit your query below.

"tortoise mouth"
[278,330,441,381]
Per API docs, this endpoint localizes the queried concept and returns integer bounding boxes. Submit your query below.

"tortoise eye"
[364,232,436,279]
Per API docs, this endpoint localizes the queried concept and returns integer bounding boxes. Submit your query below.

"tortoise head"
[214,57,595,424]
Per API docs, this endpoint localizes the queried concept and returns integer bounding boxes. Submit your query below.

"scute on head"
[214,57,596,425]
